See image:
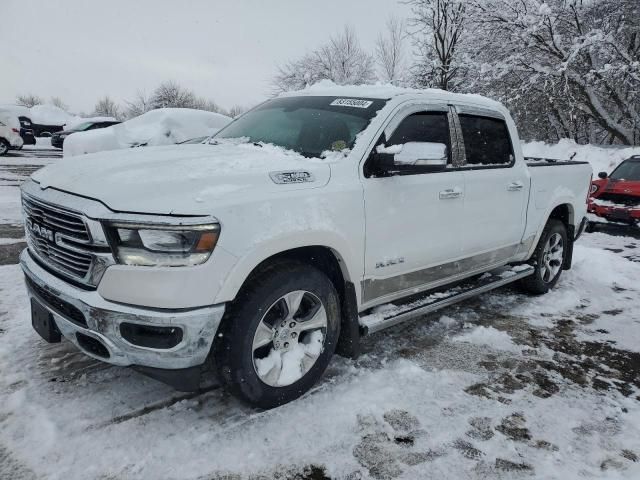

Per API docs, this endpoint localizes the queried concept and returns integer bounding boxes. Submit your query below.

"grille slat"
[23,195,94,281]
[23,196,90,241]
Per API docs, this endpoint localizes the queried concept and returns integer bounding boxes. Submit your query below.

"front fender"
[213,229,360,305]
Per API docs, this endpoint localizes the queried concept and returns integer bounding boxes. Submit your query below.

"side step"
[359,265,535,335]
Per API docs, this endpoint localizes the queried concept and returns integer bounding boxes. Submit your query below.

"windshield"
[610,159,640,181]
[70,122,93,131]
[214,96,387,158]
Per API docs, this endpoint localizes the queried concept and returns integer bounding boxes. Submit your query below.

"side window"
[387,112,451,162]
[459,115,513,166]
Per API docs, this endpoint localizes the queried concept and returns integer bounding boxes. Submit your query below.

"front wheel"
[519,219,568,295]
[214,261,340,409]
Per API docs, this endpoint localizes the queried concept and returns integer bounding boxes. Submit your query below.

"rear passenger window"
[459,115,513,166]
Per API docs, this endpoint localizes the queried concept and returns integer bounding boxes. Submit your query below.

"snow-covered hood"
[31,143,332,215]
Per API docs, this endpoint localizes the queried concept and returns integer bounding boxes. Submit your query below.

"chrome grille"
[23,194,94,282]
[22,195,90,242]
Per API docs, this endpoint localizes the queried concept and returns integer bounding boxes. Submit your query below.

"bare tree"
[49,96,69,110]
[150,81,197,109]
[192,97,226,115]
[273,25,375,92]
[375,16,408,85]
[16,94,43,108]
[408,0,468,91]
[124,91,153,118]
[93,96,122,119]
[228,105,247,118]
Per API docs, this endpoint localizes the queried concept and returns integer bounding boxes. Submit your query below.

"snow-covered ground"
[1,145,639,479]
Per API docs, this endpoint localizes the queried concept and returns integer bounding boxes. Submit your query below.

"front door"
[361,107,466,307]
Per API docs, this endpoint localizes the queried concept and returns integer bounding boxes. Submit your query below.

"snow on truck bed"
[63,108,231,157]
[523,139,640,174]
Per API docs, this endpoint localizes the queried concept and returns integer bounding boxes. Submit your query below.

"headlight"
[590,184,599,194]
[107,223,220,267]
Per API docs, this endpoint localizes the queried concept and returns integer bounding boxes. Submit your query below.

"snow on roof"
[29,104,76,126]
[0,104,31,117]
[64,108,231,157]
[280,80,505,110]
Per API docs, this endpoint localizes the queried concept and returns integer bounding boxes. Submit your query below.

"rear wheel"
[215,261,340,409]
[0,140,9,156]
[519,219,568,295]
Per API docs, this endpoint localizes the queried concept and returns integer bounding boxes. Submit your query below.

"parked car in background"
[588,155,640,228]
[63,108,231,157]
[29,104,74,137]
[51,118,120,149]
[0,111,24,155]
[18,116,36,145]
[21,86,591,408]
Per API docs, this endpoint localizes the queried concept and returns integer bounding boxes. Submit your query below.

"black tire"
[214,261,340,409]
[0,139,9,156]
[585,221,597,233]
[519,219,568,295]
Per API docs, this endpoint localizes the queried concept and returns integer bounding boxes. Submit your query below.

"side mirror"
[598,171,608,179]
[393,142,448,167]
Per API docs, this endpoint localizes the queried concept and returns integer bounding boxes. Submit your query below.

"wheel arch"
[217,244,362,359]
[528,202,576,269]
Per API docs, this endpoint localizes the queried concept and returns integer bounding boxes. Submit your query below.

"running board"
[359,265,535,335]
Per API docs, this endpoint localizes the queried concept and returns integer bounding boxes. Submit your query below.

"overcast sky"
[3,0,412,114]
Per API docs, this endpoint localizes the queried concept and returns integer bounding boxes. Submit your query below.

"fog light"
[120,323,183,349]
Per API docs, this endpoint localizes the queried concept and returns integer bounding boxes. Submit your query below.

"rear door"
[456,108,529,260]
[361,105,466,307]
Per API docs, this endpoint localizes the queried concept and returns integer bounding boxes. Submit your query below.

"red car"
[588,155,640,227]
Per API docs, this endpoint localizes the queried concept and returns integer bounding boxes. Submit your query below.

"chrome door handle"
[507,181,524,191]
[439,188,462,200]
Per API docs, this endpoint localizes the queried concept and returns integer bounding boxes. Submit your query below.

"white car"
[63,108,231,157]
[0,111,24,155]
[20,85,592,408]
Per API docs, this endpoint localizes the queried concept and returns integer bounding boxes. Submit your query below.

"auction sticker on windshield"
[330,98,373,108]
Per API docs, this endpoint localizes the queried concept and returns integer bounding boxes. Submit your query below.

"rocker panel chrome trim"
[361,243,520,308]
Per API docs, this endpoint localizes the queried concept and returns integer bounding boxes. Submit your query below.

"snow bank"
[63,108,231,157]
[523,139,640,175]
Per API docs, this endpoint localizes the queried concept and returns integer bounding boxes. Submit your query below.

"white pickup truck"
[20,85,592,408]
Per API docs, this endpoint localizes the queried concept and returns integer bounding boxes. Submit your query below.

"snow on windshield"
[214,95,387,158]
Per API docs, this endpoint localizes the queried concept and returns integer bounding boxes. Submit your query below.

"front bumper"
[20,249,225,370]
[588,203,640,224]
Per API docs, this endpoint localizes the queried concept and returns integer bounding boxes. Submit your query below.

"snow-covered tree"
[16,94,43,108]
[150,81,197,109]
[408,0,468,91]
[273,26,376,92]
[93,96,122,120]
[375,16,408,85]
[49,96,69,111]
[467,0,640,145]
[124,91,153,119]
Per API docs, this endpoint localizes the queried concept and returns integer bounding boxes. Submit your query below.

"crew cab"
[20,86,592,408]
[588,155,640,227]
